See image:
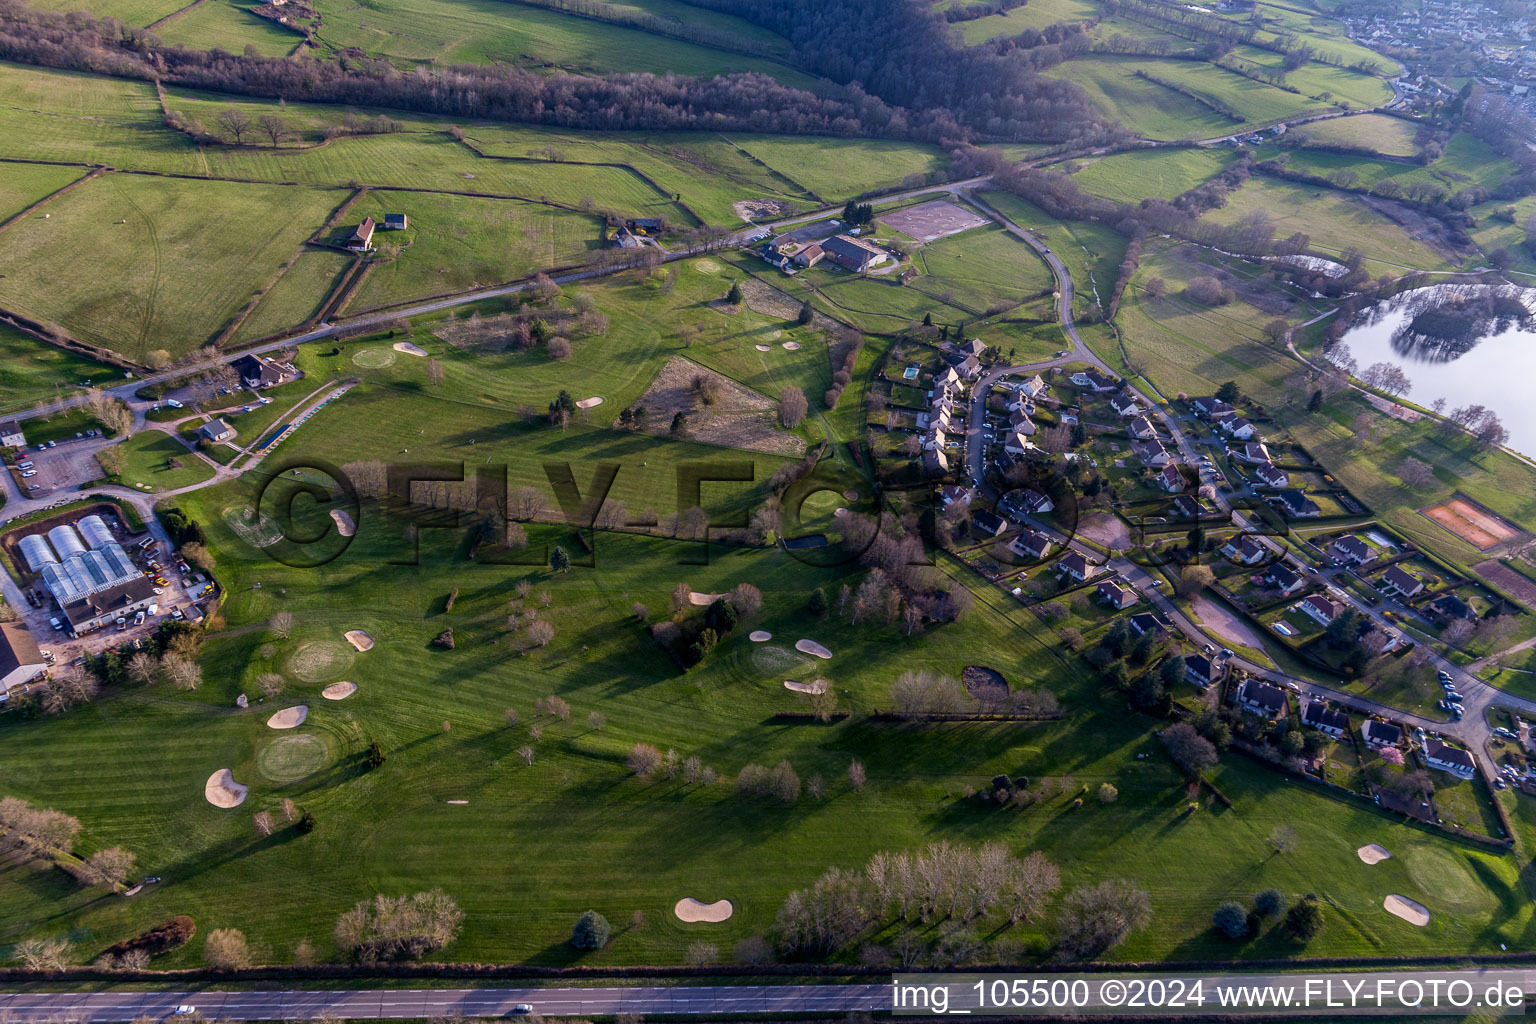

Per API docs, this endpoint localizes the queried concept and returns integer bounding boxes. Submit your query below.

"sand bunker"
[392,341,428,357]
[674,897,733,923]
[266,704,308,729]
[576,396,604,409]
[784,679,828,694]
[755,344,772,352]
[345,629,374,652]
[833,508,848,518]
[1358,844,1391,865]
[329,508,356,537]
[322,681,357,700]
[447,800,469,805]
[842,489,859,501]
[1384,894,1430,926]
[749,630,772,642]
[204,769,247,809]
[781,341,801,351]
[795,639,833,659]
[688,591,725,607]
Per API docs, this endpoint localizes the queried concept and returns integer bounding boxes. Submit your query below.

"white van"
[165,398,183,409]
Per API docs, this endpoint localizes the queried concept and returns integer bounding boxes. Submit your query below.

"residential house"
[1005,391,1037,414]
[921,449,950,476]
[1011,529,1052,560]
[956,355,983,380]
[792,243,825,268]
[1071,369,1119,392]
[1380,566,1425,599]
[1236,679,1287,717]
[1299,593,1345,626]
[1096,578,1137,610]
[1019,488,1055,515]
[1193,397,1235,420]
[199,418,234,443]
[1185,653,1217,688]
[1128,415,1157,441]
[1003,430,1036,456]
[923,428,948,451]
[1222,536,1267,566]
[1110,390,1140,418]
[1331,535,1372,565]
[231,354,294,390]
[0,621,45,699]
[1171,494,1205,520]
[971,509,1008,539]
[1128,612,1162,636]
[1423,739,1476,779]
[961,338,988,359]
[0,420,25,447]
[1264,563,1305,596]
[822,234,889,272]
[1429,594,1475,621]
[1273,489,1321,518]
[1059,408,1081,426]
[1133,440,1174,468]
[1018,374,1048,400]
[1008,409,1037,435]
[1253,463,1289,489]
[1217,414,1258,440]
[1361,719,1403,750]
[937,366,963,393]
[345,217,375,251]
[383,213,408,230]
[626,218,664,235]
[939,485,972,509]
[1302,699,1349,737]
[1057,551,1089,581]
[1236,441,1273,465]
[1157,464,1185,493]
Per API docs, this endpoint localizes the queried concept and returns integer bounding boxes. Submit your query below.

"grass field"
[0,324,118,416]
[22,0,187,25]
[975,189,1127,322]
[732,137,948,201]
[343,191,602,313]
[955,0,1100,42]
[108,429,218,491]
[1262,133,1516,197]
[1229,46,1393,110]
[1295,112,1421,157]
[152,0,304,55]
[909,224,1055,314]
[0,162,90,223]
[231,249,355,345]
[1202,177,1454,271]
[1070,148,1238,204]
[0,173,342,363]
[309,0,812,84]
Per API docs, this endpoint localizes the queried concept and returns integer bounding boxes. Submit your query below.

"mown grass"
[343,191,602,314]
[232,249,355,345]
[0,478,1528,966]
[955,0,1099,42]
[1261,133,1515,196]
[1044,57,1237,141]
[1070,148,1238,204]
[153,0,304,55]
[1202,176,1455,271]
[309,0,812,84]
[975,189,1128,322]
[107,429,218,492]
[0,172,342,363]
[22,0,187,26]
[0,161,90,222]
[732,137,949,201]
[909,224,1055,314]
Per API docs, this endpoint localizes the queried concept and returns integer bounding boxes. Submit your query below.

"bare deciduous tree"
[848,759,867,792]
[253,811,275,837]
[628,743,662,776]
[204,928,252,969]
[778,386,808,428]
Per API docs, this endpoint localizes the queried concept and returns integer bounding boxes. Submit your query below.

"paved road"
[0,984,889,1021]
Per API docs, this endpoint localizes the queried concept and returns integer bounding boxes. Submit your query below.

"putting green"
[1403,842,1489,912]
[257,733,331,783]
[352,347,396,368]
[747,644,812,676]
[287,640,356,683]
[692,258,722,274]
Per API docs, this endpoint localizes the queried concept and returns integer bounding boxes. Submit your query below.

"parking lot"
[8,433,118,499]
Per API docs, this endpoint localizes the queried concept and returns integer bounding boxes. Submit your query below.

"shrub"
[203,928,251,969]
[1097,783,1118,804]
[99,916,196,962]
[1254,888,1285,918]
[1285,896,1324,941]
[570,909,611,950]
[1213,901,1250,939]
[334,889,464,962]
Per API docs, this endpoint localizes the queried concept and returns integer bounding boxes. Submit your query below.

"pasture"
[231,249,355,345]
[732,137,949,201]
[308,0,812,84]
[975,189,1127,322]
[1044,57,1240,141]
[152,0,304,55]
[0,173,342,363]
[1294,112,1421,157]
[1201,177,1454,271]
[22,0,187,26]
[1070,148,1238,204]
[0,324,119,416]
[0,162,90,223]
[909,224,1055,314]
[955,0,1100,42]
[343,192,601,314]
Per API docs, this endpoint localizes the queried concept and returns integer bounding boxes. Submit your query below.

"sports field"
[0,173,342,363]
[1421,496,1524,552]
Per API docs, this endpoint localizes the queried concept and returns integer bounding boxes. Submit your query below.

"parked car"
[171,607,184,620]
[20,470,36,478]
[134,610,145,626]
[1495,727,1517,739]
[49,617,62,631]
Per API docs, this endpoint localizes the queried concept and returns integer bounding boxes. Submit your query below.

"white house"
[1423,739,1475,779]
[1236,442,1272,465]
[1222,536,1267,566]
[1110,391,1140,418]
[1157,464,1184,493]
[1128,415,1157,441]
[1003,431,1036,456]
[1361,719,1403,750]
[0,622,45,699]
[0,420,26,448]
[1299,593,1345,626]
[1302,699,1348,737]
[1133,440,1174,468]
[1218,414,1259,440]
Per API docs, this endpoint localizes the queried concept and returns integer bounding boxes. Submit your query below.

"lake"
[1334,283,1536,457]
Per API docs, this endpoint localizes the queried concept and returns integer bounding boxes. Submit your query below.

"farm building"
[0,621,45,698]
[200,418,234,443]
[821,234,889,272]
[383,213,409,230]
[0,420,25,447]
[346,217,376,251]
[793,243,825,268]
